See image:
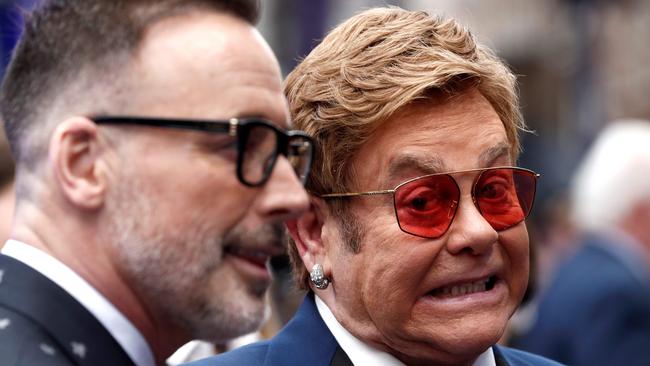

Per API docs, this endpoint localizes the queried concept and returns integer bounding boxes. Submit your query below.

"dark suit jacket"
[187,293,563,366]
[514,234,650,366]
[0,254,136,366]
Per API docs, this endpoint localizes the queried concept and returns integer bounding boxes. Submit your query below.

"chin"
[385,318,507,366]
[190,298,266,343]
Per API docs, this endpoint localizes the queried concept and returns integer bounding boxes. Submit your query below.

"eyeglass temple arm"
[319,189,395,198]
[91,116,237,135]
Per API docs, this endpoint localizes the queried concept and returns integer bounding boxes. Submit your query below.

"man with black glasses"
[0,1,312,365]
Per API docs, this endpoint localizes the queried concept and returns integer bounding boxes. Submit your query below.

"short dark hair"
[0,0,259,166]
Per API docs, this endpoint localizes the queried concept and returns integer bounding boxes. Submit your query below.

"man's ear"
[286,197,329,270]
[49,117,107,210]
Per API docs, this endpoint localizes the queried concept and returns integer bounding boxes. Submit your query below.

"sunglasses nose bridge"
[449,191,484,224]
[447,193,500,244]
[444,175,491,236]
[448,199,459,219]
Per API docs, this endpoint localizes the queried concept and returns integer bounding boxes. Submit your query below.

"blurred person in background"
[0,0,313,365]
[515,120,650,365]
[188,7,561,366]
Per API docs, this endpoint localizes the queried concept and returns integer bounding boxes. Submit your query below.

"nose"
[256,156,310,221]
[444,193,498,256]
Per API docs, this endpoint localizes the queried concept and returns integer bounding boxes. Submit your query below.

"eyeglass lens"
[240,124,313,186]
[394,168,536,238]
[287,136,313,183]
[241,124,278,185]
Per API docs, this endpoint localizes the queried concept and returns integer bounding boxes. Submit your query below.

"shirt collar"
[2,240,155,366]
[315,295,496,366]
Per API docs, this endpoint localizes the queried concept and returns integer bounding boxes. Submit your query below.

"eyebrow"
[479,142,512,166]
[387,142,512,180]
[388,154,446,179]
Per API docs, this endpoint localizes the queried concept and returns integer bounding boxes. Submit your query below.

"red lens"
[474,168,536,231]
[394,174,459,238]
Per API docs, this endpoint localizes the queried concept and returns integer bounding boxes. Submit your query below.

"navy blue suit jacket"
[187,294,562,366]
[0,254,135,366]
[515,234,650,365]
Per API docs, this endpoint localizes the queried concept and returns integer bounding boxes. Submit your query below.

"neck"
[10,202,189,363]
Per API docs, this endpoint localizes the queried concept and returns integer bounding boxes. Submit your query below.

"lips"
[428,276,498,298]
[224,246,280,268]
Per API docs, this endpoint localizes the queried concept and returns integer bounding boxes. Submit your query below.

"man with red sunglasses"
[188,7,559,366]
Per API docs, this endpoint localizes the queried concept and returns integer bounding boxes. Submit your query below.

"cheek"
[139,161,255,232]
[358,235,441,326]
[333,203,445,327]
[499,225,530,301]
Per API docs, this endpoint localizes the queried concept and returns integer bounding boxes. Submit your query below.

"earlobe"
[286,197,328,270]
[49,117,107,210]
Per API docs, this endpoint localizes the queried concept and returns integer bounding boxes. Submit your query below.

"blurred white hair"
[570,119,650,231]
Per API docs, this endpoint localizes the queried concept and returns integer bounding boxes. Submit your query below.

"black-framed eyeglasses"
[91,116,315,187]
[320,167,539,239]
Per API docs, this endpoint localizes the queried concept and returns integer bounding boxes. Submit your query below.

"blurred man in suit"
[0,1,313,365]
[516,120,650,365]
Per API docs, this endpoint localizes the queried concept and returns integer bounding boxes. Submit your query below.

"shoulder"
[184,341,271,366]
[0,306,73,366]
[494,346,565,366]
[545,242,647,303]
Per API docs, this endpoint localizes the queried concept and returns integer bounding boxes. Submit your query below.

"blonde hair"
[285,7,525,289]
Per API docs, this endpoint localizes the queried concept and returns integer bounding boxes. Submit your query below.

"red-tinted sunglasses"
[320,167,539,239]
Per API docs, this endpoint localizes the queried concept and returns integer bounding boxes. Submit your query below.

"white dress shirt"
[315,295,496,366]
[2,240,155,366]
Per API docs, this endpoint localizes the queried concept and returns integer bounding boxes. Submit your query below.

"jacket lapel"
[493,346,510,366]
[330,346,353,366]
[0,255,135,366]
